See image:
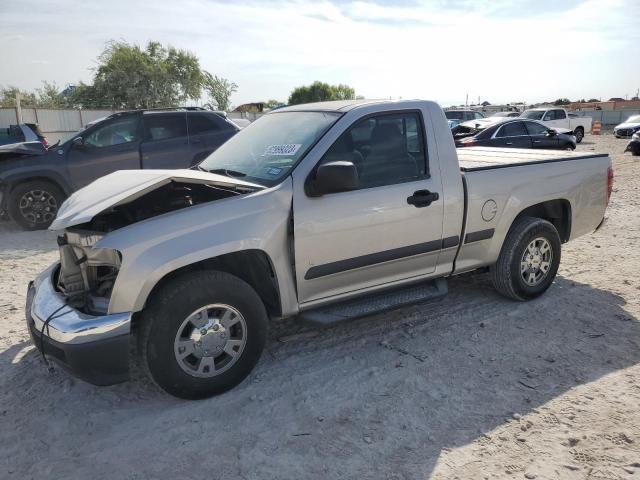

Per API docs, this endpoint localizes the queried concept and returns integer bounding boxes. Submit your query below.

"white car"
[520,108,592,143]
[614,114,640,138]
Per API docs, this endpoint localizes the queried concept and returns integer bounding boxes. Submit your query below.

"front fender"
[97,178,297,315]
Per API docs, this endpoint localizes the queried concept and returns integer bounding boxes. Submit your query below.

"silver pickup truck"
[25,100,612,399]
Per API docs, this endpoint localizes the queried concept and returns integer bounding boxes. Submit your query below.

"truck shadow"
[3,275,640,479]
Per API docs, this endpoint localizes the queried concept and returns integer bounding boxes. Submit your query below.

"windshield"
[625,115,640,123]
[199,111,341,186]
[521,110,545,120]
[445,111,464,120]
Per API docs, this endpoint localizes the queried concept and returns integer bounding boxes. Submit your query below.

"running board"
[299,278,448,326]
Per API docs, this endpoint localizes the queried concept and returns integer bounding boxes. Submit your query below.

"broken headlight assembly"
[56,230,121,315]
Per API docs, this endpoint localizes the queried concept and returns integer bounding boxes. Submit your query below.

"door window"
[496,121,528,137]
[321,112,427,189]
[143,114,188,141]
[84,116,140,147]
[474,112,484,119]
[524,121,548,135]
[552,109,567,119]
[188,114,222,135]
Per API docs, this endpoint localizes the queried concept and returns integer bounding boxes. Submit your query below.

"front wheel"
[574,127,584,143]
[138,270,268,399]
[491,217,561,301]
[7,180,65,230]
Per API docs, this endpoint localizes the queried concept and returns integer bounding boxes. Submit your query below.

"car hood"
[615,122,640,129]
[50,169,264,230]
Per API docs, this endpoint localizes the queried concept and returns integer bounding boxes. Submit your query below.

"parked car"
[625,132,640,156]
[490,111,520,118]
[614,114,640,138]
[520,108,591,143]
[0,123,48,147]
[0,107,238,229]
[445,110,485,122]
[26,99,612,399]
[453,118,577,150]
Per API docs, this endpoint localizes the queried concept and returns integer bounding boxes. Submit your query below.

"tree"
[288,81,355,105]
[90,40,204,109]
[35,81,63,108]
[587,98,600,103]
[202,72,237,111]
[553,98,571,106]
[264,99,283,110]
[0,86,38,107]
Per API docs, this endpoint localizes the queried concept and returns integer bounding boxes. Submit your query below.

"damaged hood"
[50,169,263,230]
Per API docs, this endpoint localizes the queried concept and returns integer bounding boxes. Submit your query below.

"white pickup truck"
[25,100,612,399]
[520,108,592,143]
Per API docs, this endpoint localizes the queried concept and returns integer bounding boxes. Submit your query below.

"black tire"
[491,216,561,301]
[7,180,65,230]
[138,270,268,399]
[574,127,584,143]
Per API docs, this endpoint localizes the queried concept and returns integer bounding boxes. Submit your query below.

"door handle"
[505,142,513,145]
[533,140,541,143]
[407,190,439,208]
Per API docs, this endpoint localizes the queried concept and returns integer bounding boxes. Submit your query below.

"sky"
[1,0,639,107]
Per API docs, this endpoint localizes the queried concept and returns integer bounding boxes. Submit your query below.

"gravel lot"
[1,134,638,479]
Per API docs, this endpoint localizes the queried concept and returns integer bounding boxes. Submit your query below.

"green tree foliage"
[202,72,238,111]
[264,99,284,109]
[288,81,355,105]
[553,98,571,106]
[0,86,38,107]
[89,41,204,109]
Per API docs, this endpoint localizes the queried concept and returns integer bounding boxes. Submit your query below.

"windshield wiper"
[206,168,247,178]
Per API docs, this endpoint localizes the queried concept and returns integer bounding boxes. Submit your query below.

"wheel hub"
[173,304,247,378]
[18,189,57,224]
[520,237,553,286]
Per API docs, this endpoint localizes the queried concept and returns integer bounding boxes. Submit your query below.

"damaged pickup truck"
[26,100,612,399]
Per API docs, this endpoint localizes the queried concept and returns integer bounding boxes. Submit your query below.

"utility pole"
[15,91,23,123]
[465,93,468,107]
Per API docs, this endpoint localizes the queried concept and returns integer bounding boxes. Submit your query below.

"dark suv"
[0,107,239,229]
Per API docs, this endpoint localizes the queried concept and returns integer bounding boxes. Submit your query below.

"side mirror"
[307,160,359,197]
[72,136,84,147]
[546,129,557,136]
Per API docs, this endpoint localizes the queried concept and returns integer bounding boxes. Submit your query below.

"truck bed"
[458,147,608,172]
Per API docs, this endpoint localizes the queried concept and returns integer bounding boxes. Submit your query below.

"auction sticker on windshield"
[263,144,302,156]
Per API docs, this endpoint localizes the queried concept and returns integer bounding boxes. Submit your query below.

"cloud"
[1,0,638,106]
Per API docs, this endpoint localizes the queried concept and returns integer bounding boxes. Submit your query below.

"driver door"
[292,111,444,304]
[66,115,142,190]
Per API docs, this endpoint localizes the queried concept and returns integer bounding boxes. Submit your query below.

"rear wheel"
[491,216,561,301]
[7,180,65,230]
[574,127,584,143]
[138,270,268,399]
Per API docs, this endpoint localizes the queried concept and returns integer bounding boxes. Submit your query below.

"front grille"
[617,128,633,137]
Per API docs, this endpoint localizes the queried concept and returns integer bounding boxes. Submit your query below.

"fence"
[571,109,640,126]
[0,107,265,144]
[0,107,119,144]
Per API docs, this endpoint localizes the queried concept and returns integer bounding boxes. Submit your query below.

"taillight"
[607,166,614,204]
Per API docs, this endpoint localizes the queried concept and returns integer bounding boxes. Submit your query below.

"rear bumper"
[25,264,131,385]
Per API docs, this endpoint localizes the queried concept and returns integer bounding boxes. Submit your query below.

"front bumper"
[25,263,132,385]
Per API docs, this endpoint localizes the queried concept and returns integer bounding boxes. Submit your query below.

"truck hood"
[50,169,264,230]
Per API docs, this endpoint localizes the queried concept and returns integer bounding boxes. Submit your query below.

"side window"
[543,111,554,121]
[84,116,140,148]
[321,112,427,190]
[524,121,548,136]
[474,112,484,119]
[143,114,187,141]
[553,109,566,119]
[188,114,222,135]
[496,121,528,137]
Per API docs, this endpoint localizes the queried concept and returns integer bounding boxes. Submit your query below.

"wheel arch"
[138,249,283,324]
[4,171,72,197]
[513,198,572,242]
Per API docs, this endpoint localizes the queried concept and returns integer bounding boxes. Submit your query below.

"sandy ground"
[1,134,639,480]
